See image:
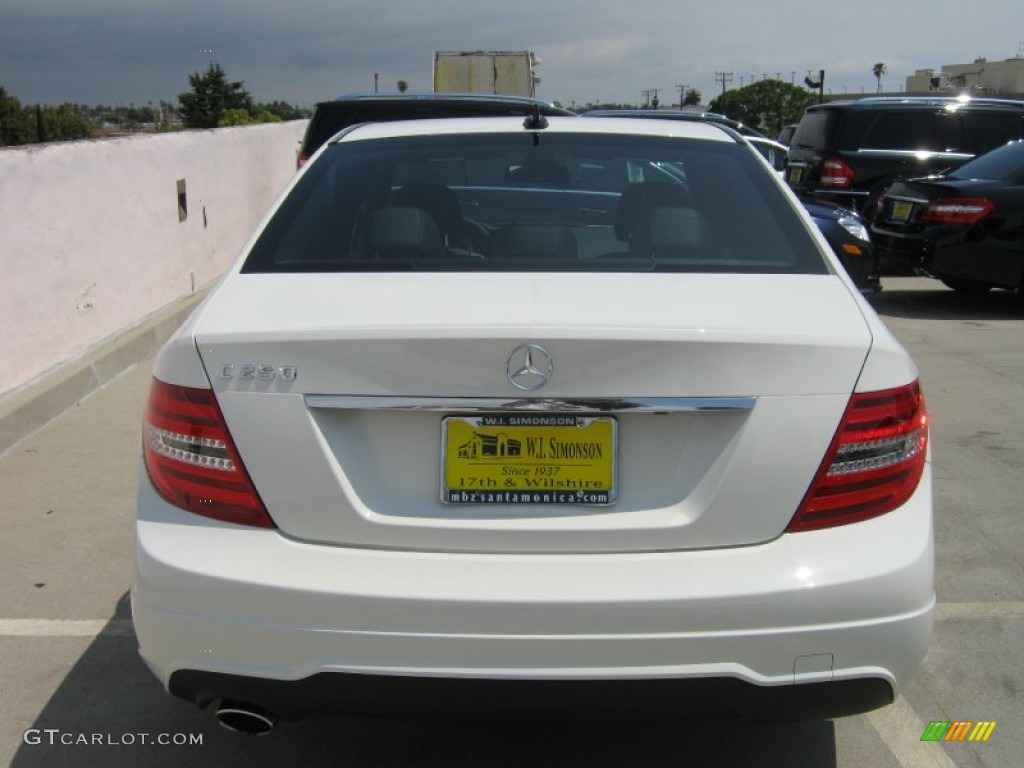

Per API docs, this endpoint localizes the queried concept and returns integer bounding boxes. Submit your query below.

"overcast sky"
[2,0,1022,109]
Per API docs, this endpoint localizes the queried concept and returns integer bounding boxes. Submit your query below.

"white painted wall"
[0,121,307,397]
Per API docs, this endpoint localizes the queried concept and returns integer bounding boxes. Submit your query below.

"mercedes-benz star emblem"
[506,343,553,391]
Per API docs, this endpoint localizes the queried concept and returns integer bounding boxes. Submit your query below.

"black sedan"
[802,197,880,295]
[871,140,1024,292]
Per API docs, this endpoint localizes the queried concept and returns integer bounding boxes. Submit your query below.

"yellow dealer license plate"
[442,414,617,505]
[890,199,914,222]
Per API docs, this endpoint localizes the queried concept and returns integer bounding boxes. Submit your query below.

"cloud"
[2,0,1023,107]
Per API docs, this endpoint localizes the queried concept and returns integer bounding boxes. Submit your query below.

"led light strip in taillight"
[788,381,928,532]
[827,430,924,475]
[919,198,994,224]
[142,378,274,528]
[145,425,236,471]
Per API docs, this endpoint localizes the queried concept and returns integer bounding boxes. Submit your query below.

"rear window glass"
[858,112,953,151]
[790,112,835,151]
[950,140,1024,181]
[965,113,1024,154]
[243,132,826,275]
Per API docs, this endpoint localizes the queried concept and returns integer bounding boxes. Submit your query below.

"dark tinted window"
[859,112,946,151]
[933,114,969,152]
[245,132,826,275]
[949,140,1024,181]
[965,113,1024,153]
[790,112,835,150]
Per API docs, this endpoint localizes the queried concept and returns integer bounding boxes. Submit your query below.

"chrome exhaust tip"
[214,701,277,735]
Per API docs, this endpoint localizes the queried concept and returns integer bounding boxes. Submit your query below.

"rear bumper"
[168,669,895,722]
[133,463,934,721]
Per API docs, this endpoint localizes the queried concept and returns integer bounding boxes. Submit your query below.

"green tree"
[28,104,93,142]
[682,88,701,107]
[873,62,887,94]
[0,86,32,145]
[708,79,817,135]
[178,63,252,128]
[250,100,308,121]
[218,108,253,126]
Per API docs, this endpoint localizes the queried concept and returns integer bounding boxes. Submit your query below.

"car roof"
[318,92,570,110]
[807,95,1024,112]
[747,136,788,150]
[328,115,738,144]
[582,109,767,138]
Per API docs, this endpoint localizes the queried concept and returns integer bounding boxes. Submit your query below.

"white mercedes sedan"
[133,116,933,734]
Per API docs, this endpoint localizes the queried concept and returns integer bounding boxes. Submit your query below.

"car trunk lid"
[194,272,872,553]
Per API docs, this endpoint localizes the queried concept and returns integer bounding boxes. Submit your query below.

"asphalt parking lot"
[1,276,1021,767]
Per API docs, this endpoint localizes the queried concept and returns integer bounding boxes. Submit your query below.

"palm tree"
[872,62,887,94]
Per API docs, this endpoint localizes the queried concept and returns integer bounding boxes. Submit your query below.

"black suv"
[785,96,1024,216]
[297,93,575,167]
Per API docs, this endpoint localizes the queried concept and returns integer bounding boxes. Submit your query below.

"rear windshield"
[949,140,1024,181]
[965,113,1024,153]
[857,112,964,152]
[244,132,827,275]
[789,112,835,151]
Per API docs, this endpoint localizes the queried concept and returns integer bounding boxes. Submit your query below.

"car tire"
[940,278,992,294]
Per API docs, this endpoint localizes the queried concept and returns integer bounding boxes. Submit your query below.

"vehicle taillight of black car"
[870,139,1024,290]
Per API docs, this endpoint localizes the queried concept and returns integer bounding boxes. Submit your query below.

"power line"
[715,71,733,95]
[675,83,690,107]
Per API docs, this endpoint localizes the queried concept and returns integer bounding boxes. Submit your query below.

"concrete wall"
[0,121,307,398]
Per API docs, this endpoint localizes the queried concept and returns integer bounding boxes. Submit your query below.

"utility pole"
[804,69,826,104]
[675,83,690,108]
[648,87,661,108]
[715,71,733,96]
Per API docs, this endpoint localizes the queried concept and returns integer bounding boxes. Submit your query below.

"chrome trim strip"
[886,195,930,204]
[305,395,757,413]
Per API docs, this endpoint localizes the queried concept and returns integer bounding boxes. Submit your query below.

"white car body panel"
[134,116,933,721]
[174,272,873,553]
[134,465,933,684]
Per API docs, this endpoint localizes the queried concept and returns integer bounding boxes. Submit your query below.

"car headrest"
[615,182,692,242]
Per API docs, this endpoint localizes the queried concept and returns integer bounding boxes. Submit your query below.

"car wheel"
[940,278,992,294]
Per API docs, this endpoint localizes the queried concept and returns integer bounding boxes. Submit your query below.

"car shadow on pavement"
[12,593,839,768]
[871,278,1024,322]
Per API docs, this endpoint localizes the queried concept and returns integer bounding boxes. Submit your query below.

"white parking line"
[934,601,1024,620]
[0,619,134,637]
[867,697,958,768]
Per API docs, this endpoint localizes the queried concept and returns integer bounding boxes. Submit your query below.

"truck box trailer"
[433,51,537,97]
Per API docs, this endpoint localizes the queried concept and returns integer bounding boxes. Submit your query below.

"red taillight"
[296,153,310,169]
[919,197,994,224]
[820,157,855,189]
[142,378,275,528]
[788,382,927,532]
